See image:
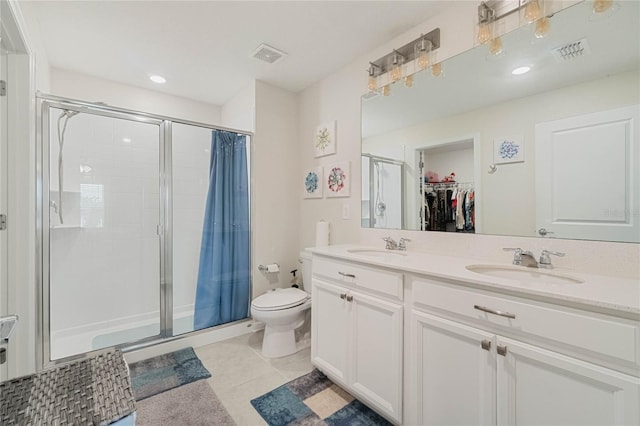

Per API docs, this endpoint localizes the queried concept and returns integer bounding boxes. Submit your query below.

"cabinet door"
[311,279,349,383]
[350,290,403,423]
[410,311,495,426]
[497,337,640,426]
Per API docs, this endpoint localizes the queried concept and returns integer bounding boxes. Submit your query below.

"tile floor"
[195,331,314,425]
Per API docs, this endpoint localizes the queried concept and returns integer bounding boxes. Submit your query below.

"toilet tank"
[299,250,312,294]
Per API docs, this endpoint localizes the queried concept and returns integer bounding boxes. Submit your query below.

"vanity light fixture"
[367,63,380,91]
[366,28,440,92]
[149,75,166,84]
[477,1,552,51]
[389,51,405,82]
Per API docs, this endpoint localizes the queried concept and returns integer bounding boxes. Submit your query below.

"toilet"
[251,250,312,358]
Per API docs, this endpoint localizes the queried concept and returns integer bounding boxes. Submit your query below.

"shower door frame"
[36,94,254,369]
[362,153,405,229]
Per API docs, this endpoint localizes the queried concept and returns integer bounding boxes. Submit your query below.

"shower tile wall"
[49,110,161,359]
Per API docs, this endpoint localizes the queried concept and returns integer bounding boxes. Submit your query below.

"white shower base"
[51,308,195,361]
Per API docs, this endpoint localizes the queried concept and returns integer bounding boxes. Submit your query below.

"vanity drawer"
[313,256,403,301]
[411,277,640,369]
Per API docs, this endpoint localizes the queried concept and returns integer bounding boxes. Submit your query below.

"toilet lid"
[252,288,309,311]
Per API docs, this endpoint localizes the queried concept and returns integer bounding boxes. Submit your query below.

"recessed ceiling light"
[149,75,166,84]
[512,66,531,75]
[122,137,132,143]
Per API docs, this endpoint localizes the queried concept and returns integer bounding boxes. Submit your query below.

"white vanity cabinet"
[406,275,640,426]
[311,255,403,424]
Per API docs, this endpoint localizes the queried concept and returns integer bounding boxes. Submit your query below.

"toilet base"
[261,326,297,358]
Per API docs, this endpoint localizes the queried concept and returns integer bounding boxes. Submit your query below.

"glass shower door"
[44,104,163,360]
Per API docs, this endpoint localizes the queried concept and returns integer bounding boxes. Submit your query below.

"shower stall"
[37,95,252,367]
[361,154,404,229]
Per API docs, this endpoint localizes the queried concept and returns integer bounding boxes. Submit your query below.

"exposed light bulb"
[390,54,403,82]
[381,85,391,96]
[418,50,429,70]
[404,75,414,88]
[593,0,613,13]
[368,75,377,91]
[524,0,542,23]
[535,17,551,38]
[431,62,442,78]
[149,75,166,84]
[416,38,431,70]
[489,37,503,55]
[477,22,492,44]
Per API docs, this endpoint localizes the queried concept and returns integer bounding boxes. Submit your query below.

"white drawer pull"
[474,304,516,319]
[338,271,356,278]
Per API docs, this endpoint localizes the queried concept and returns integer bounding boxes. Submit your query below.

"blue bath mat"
[128,347,211,401]
[251,369,391,425]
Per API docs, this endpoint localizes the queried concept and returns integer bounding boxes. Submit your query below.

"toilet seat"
[252,288,309,311]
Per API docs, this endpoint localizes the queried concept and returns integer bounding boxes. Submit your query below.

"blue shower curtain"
[193,130,250,330]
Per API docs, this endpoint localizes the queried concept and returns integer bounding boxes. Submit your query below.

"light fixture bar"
[479,0,526,22]
[369,27,440,76]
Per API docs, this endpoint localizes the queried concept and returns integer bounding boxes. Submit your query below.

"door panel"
[311,279,349,382]
[411,311,496,426]
[535,105,640,242]
[497,337,640,426]
[351,290,402,421]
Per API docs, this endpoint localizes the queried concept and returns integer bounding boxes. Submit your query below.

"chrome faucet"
[539,250,565,269]
[383,237,398,250]
[398,238,411,251]
[503,248,538,268]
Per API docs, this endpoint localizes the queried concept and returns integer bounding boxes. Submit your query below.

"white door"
[311,279,349,382]
[497,337,640,426]
[410,311,495,426]
[350,290,403,423]
[535,105,640,242]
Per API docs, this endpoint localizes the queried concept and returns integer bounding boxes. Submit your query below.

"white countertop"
[309,245,640,317]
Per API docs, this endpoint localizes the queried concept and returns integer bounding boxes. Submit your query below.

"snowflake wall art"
[303,167,323,199]
[493,136,524,164]
[325,161,350,198]
[314,121,337,158]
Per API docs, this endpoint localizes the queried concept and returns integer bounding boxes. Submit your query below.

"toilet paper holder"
[258,263,280,273]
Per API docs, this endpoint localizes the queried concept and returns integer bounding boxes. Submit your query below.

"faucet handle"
[539,250,565,267]
[503,247,523,265]
[398,238,411,250]
[382,237,397,250]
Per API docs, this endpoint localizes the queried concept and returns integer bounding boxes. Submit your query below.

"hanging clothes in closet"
[420,183,474,233]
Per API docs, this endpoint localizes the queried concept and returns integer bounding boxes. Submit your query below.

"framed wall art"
[325,161,350,198]
[493,136,524,164]
[303,167,323,199]
[314,120,337,158]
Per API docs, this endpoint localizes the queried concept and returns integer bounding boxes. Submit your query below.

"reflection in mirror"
[361,1,640,243]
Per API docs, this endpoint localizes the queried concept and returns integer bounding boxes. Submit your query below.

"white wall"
[252,81,300,296]
[298,1,640,279]
[50,68,222,124]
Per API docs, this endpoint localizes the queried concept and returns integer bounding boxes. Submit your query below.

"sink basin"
[466,264,583,285]
[347,248,407,257]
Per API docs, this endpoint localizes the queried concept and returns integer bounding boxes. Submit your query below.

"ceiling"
[32,0,452,106]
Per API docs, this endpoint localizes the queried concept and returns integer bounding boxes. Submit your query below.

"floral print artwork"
[314,121,336,157]
[303,167,322,198]
[305,171,319,193]
[325,162,350,197]
[499,140,520,159]
[493,136,524,164]
[328,167,346,193]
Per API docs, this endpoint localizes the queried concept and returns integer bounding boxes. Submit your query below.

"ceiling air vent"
[362,91,380,101]
[551,38,591,62]
[251,44,288,64]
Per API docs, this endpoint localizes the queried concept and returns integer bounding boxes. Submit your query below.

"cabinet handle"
[338,272,356,279]
[340,293,347,300]
[346,295,353,302]
[497,345,508,356]
[481,339,491,351]
[474,305,516,319]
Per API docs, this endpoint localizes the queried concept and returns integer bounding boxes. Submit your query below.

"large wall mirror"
[361,0,639,243]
